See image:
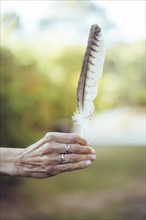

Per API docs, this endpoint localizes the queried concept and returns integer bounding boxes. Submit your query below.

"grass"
[1,146,145,220]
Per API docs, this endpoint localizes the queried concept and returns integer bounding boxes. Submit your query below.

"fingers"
[43,132,94,155]
[45,132,88,146]
[42,152,96,166]
[37,132,96,178]
[58,153,96,163]
[21,132,96,179]
[54,160,92,174]
[45,143,95,155]
[70,144,95,154]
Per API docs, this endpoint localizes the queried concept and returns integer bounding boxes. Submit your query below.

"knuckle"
[70,154,77,162]
[81,146,88,153]
[44,133,55,142]
[48,133,55,141]
[70,133,79,143]
[43,136,50,143]
[45,132,52,138]
[69,163,74,171]
[45,166,56,176]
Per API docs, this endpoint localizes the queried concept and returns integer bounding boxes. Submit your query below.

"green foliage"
[96,41,145,110]
[1,47,57,147]
[0,40,145,148]
[0,46,83,147]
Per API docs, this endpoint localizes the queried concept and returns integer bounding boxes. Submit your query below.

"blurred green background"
[0,1,145,220]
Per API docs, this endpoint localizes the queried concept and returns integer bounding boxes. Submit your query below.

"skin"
[0,132,96,179]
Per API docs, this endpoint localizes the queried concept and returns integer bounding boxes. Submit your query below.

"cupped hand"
[16,132,96,178]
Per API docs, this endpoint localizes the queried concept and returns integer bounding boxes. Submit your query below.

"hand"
[15,132,96,178]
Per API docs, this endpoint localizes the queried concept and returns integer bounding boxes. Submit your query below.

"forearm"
[0,148,24,176]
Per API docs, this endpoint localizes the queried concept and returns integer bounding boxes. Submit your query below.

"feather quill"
[72,24,105,136]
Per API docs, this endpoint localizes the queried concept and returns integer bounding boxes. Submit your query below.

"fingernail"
[92,154,96,160]
[88,147,95,154]
[86,160,91,166]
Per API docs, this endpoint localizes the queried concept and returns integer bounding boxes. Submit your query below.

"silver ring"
[65,143,71,154]
[60,154,69,164]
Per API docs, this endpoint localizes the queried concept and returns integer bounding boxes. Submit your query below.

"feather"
[72,24,105,136]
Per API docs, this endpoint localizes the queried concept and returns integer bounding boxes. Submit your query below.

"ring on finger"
[64,143,71,154]
[60,154,70,164]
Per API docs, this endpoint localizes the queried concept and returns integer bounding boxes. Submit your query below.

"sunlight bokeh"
[1,1,145,220]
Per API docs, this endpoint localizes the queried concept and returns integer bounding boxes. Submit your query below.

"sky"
[1,0,145,43]
[98,0,145,42]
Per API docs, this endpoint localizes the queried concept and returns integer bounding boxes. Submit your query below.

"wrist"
[0,148,24,176]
